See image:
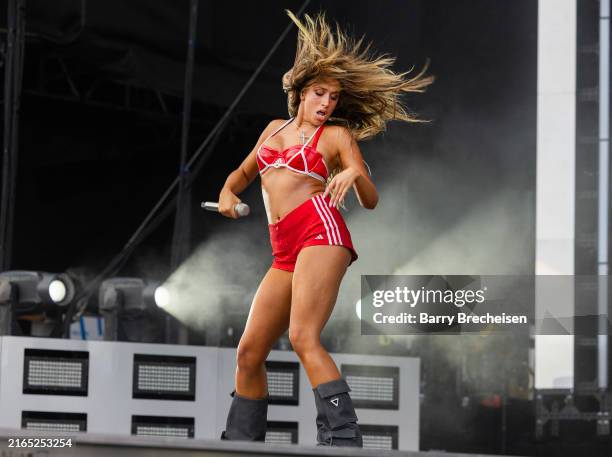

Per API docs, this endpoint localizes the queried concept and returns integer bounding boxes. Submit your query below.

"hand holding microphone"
[203,189,250,219]
[201,201,250,218]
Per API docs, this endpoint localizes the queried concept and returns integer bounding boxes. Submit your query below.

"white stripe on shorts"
[311,196,334,245]
[316,195,342,244]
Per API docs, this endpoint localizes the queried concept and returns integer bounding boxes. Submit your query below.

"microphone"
[201,201,250,217]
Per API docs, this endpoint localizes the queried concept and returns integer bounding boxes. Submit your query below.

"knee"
[288,327,321,356]
[236,342,266,373]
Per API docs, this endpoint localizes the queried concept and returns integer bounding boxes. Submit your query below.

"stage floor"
[0,428,524,457]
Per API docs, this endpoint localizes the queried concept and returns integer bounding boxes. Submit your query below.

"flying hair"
[282,10,435,142]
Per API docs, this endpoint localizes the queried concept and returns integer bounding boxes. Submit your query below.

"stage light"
[133,354,196,400]
[98,278,169,340]
[265,422,298,444]
[154,286,170,308]
[360,424,399,450]
[265,361,300,405]
[99,278,168,313]
[48,280,67,303]
[131,415,194,438]
[23,348,89,396]
[0,271,75,309]
[22,411,87,433]
[341,364,400,409]
[0,271,76,335]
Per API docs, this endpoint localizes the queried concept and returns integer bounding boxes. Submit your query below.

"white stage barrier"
[0,336,419,450]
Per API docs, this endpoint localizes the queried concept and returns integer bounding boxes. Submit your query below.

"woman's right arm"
[218,120,283,218]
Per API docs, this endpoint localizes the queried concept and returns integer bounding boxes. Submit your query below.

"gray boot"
[220,390,269,441]
[312,378,363,447]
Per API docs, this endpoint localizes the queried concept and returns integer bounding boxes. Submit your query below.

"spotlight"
[0,271,76,336]
[48,280,67,303]
[153,286,170,309]
[99,278,168,313]
[0,271,75,308]
[98,278,169,340]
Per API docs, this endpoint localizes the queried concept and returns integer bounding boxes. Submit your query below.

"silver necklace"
[298,127,315,144]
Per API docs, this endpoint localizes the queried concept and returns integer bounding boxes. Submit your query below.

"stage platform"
[0,428,523,457]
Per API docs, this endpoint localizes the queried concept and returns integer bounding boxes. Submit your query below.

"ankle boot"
[312,378,363,447]
[220,390,269,441]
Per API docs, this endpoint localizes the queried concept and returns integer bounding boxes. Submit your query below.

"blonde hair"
[282,10,435,142]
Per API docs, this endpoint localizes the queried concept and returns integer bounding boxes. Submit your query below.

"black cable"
[61,1,311,336]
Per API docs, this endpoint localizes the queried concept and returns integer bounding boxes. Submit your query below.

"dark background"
[4,0,536,277]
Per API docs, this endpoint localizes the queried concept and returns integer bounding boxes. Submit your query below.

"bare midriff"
[261,169,326,224]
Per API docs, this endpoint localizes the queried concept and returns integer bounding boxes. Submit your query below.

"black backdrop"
[3,0,536,277]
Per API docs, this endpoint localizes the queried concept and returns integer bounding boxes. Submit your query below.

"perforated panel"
[23,349,88,396]
[131,415,194,438]
[133,354,196,400]
[22,411,87,432]
[342,364,399,409]
[265,361,300,405]
[266,421,298,444]
[361,424,399,450]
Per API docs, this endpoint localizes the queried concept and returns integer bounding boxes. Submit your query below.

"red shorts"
[268,193,358,272]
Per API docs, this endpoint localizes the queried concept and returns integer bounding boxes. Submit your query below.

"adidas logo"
[315,234,324,240]
[330,398,339,407]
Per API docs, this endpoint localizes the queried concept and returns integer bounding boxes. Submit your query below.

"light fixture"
[341,364,400,410]
[48,280,67,303]
[265,361,300,405]
[22,411,87,433]
[360,424,399,450]
[153,286,170,308]
[0,271,75,308]
[132,354,196,401]
[98,278,169,340]
[0,271,76,335]
[23,348,89,396]
[99,278,169,312]
[131,415,194,438]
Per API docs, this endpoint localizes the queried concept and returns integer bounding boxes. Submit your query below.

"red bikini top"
[256,118,329,183]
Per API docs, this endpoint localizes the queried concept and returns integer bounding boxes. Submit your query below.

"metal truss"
[536,387,611,438]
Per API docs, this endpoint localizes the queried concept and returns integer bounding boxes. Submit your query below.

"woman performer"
[219,10,433,447]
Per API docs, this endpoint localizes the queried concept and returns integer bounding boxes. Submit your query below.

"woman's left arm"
[323,127,378,209]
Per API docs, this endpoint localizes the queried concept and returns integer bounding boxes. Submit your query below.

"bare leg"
[288,245,351,387]
[235,267,293,398]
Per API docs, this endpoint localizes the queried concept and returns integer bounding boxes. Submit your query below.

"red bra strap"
[311,124,325,149]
